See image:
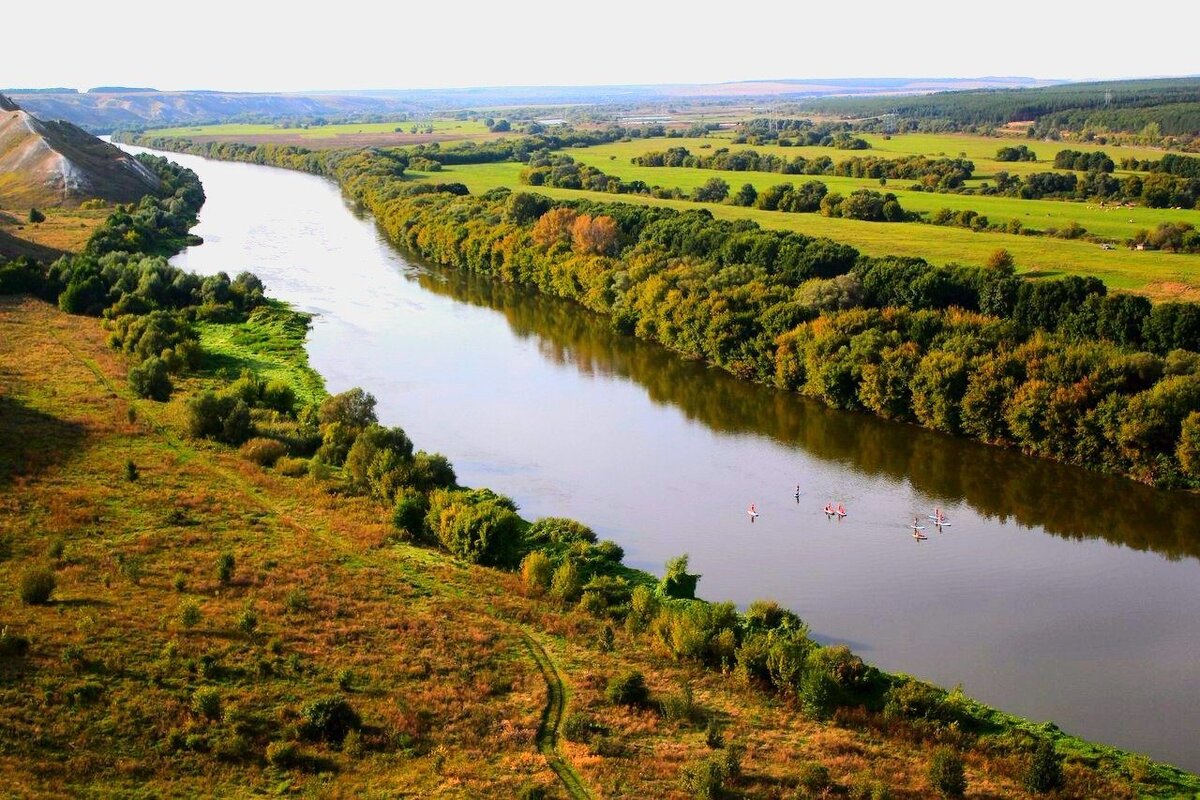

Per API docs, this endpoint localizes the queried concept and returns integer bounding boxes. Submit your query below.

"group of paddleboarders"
[749,489,950,541]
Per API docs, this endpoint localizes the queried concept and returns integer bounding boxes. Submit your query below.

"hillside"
[0,95,161,208]
[4,79,1055,132]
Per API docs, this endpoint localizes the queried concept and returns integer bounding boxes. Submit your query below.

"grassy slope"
[0,206,109,262]
[0,298,1197,797]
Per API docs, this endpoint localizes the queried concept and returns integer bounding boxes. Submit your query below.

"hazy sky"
[7,0,1198,92]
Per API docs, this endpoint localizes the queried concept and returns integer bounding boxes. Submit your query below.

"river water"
[118,143,1200,770]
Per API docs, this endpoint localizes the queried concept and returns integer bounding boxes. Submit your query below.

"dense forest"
[791,78,1200,145]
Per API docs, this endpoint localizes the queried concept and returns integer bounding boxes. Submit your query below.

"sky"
[6,0,1198,93]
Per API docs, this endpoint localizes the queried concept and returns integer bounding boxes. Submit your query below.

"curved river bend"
[119,143,1200,771]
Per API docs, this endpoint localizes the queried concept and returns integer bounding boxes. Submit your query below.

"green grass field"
[412,160,1200,300]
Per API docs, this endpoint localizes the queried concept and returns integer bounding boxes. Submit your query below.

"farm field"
[411,161,1200,300]
[146,118,500,148]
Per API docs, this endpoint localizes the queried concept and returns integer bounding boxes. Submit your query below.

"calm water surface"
[120,144,1200,770]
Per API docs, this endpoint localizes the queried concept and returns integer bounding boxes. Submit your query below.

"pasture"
[413,160,1200,300]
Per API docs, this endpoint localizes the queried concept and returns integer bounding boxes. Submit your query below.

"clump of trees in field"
[995,144,1037,162]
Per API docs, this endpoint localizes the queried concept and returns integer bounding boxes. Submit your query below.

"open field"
[146,119,500,149]
[0,206,109,261]
[412,161,1200,301]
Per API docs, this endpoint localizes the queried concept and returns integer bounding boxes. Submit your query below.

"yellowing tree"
[571,214,618,255]
[531,207,578,249]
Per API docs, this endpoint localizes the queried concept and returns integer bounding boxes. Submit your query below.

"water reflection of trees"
[409,265,1200,561]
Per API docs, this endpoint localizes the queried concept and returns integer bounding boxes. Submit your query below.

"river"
[118,143,1200,771]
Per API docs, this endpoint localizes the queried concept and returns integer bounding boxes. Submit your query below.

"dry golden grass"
[0,205,108,261]
[0,295,1183,798]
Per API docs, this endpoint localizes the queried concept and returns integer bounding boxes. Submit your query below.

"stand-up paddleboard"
[913,531,928,540]
[934,521,951,527]
[910,525,926,531]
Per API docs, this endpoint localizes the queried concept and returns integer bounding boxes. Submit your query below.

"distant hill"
[5,78,1057,132]
[0,94,161,208]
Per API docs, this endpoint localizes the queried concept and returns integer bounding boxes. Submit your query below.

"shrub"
[28,208,46,224]
[261,380,296,413]
[1023,740,1065,794]
[660,681,697,722]
[927,747,966,798]
[0,627,31,658]
[284,588,310,614]
[795,762,832,796]
[19,567,55,604]
[848,774,891,800]
[704,717,724,749]
[173,573,187,592]
[520,551,554,595]
[216,552,235,585]
[178,599,202,628]
[391,488,429,537]
[124,459,139,481]
[237,605,259,636]
[239,437,287,467]
[300,695,361,744]
[186,391,251,444]
[192,687,222,720]
[986,248,1014,269]
[681,746,742,799]
[549,560,581,605]
[47,538,65,561]
[562,712,598,743]
[129,356,173,401]
[605,670,650,706]
[659,554,700,599]
[275,456,309,477]
[265,740,302,768]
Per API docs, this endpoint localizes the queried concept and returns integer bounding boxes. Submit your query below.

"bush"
[0,627,31,658]
[187,390,252,444]
[239,437,287,467]
[265,740,303,768]
[927,747,966,798]
[216,552,235,585]
[520,551,554,595]
[192,687,222,720]
[237,605,259,636]
[562,711,598,743]
[28,208,45,224]
[275,456,309,477]
[125,459,139,481]
[795,762,832,796]
[848,774,891,800]
[19,567,55,604]
[391,488,429,537]
[660,681,697,722]
[605,670,650,706]
[129,356,172,401]
[178,599,202,628]
[1023,740,1064,794]
[261,380,296,413]
[681,746,742,799]
[300,695,361,744]
[659,554,699,599]
[549,560,581,605]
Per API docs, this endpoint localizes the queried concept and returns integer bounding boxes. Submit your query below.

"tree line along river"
[116,142,1200,772]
